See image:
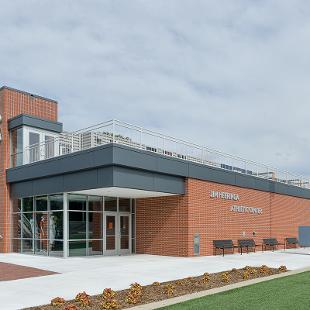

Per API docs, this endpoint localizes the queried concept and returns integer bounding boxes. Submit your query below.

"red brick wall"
[136,178,310,257]
[136,192,189,256]
[270,194,310,242]
[0,87,58,253]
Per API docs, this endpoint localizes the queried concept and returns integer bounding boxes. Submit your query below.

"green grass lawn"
[160,271,310,310]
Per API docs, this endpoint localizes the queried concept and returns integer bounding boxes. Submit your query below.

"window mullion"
[86,196,89,256]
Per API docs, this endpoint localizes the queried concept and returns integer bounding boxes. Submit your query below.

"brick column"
[0,87,58,253]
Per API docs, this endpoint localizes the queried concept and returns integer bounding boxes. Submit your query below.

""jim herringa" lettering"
[210,191,239,201]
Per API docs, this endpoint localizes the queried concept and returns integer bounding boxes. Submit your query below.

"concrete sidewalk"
[0,248,309,310]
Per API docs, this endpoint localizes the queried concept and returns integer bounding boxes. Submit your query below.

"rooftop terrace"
[11,119,310,189]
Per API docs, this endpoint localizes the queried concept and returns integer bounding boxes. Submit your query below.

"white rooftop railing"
[11,119,310,189]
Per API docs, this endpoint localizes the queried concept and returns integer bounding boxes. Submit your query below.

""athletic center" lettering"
[230,205,263,215]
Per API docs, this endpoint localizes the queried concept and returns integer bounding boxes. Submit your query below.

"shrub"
[231,268,237,272]
[152,281,161,287]
[101,300,118,310]
[242,270,250,280]
[102,288,118,309]
[125,283,143,305]
[75,291,90,306]
[102,288,116,300]
[243,266,257,276]
[221,272,230,283]
[130,282,143,292]
[278,265,288,273]
[164,284,175,297]
[64,305,79,310]
[51,297,65,306]
[202,272,210,284]
[259,265,271,275]
[251,268,258,276]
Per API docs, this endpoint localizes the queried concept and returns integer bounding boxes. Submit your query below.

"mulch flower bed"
[27,265,288,310]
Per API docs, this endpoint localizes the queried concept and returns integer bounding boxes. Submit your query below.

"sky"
[1,1,310,177]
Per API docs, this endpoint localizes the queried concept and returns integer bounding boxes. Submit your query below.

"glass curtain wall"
[68,194,104,256]
[10,127,23,167]
[68,195,135,257]
[12,195,64,256]
[12,194,136,257]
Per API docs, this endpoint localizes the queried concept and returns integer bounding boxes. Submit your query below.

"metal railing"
[10,119,310,189]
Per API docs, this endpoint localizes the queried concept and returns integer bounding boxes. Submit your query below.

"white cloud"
[1,0,310,176]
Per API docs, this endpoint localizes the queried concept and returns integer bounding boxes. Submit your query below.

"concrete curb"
[130,267,310,310]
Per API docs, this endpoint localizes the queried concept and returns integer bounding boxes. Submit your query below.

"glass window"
[35,213,48,240]
[29,132,40,163]
[12,199,21,213]
[34,239,48,256]
[89,212,103,239]
[88,240,103,256]
[23,197,33,212]
[15,195,65,257]
[21,239,33,254]
[69,241,87,257]
[12,194,136,258]
[50,195,63,210]
[22,213,34,239]
[69,212,86,239]
[105,197,117,212]
[106,215,116,250]
[29,132,40,145]
[11,128,23,167]
[45,135,55,159]
[36,196,48,212]
[50,241,63,257]
[17,128,23,154]
[89,196,103,212]
[13,213,21,239]
[50,212,63,240]
[69,194,87,211]
[119,198,130,212]
[120,215,129,250]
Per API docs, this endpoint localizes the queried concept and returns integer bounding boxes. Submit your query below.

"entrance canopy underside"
[72,187,177,198]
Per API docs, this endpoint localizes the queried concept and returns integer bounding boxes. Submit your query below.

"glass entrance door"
[104,213,131,255]
[119,214,130,255]
[105,214,117,255]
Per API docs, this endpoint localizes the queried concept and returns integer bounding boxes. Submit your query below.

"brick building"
[1,86,310,257]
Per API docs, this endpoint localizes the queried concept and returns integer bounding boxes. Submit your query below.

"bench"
[238,239,257,255]
[213,240,238,257]
[285,237,299,249]
[262,238,284,252]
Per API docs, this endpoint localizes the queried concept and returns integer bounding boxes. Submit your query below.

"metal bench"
[262,238,284,252]
[285,237,299,249]
[213,240,238,257]
[238,239,257,255]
